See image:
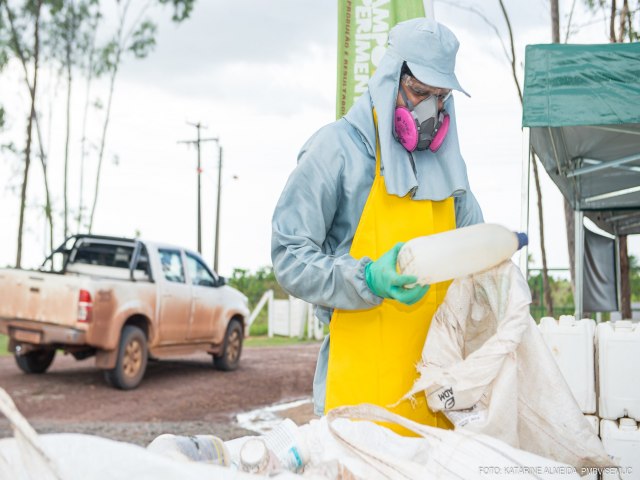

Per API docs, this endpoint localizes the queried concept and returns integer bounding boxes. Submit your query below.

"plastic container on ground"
[146,434,230,466]
[239,438,274,474]
[261,418,309,473]
[596,321,640,421]
[538,316,596,414]
[236,418,309,475]
[600,418,640,480]
[397,223,527,285]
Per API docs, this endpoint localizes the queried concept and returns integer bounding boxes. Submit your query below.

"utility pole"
[214,145,222,273]
[178,122,219,255]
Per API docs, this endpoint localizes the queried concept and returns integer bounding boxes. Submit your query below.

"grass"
[0,334,8,356]
[244,335,322,347]
[0,330,319,354]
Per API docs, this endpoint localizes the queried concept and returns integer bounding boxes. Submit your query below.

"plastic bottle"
[238,419,309,474]
[397,223,528,285]
[146,434,230,466]
[239,438,275,474]
[261,418,309,473]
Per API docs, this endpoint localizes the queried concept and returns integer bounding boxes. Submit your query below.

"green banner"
[336,0,427,118]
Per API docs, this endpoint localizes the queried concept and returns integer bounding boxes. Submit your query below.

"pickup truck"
[0,235,250,390]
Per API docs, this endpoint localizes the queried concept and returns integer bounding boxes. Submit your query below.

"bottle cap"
[515,232,528,250]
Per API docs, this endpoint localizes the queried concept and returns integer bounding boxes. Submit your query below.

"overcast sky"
[1,0,638,277]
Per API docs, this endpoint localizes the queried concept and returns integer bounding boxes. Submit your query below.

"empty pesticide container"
[597,321,640,421]
[538,316,596,414]
[397,223,527,285]
[600,418,640,480]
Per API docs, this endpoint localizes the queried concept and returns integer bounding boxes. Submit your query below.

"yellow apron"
[325,110,455,432]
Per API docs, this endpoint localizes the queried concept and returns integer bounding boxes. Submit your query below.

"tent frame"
[521,131,625,321]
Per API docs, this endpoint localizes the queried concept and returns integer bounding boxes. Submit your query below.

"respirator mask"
[393,74,451,153]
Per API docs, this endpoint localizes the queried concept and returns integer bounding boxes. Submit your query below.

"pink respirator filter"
[394,107,418,151]
[429,113,450,152]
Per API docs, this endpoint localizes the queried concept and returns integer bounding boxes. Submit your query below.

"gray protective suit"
[271,19,484,415]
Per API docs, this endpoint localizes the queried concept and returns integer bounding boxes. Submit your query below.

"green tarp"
[522,43,640,234]
[522,43,640,127]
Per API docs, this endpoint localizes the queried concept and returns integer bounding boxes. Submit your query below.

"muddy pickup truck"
[0,235,250,389]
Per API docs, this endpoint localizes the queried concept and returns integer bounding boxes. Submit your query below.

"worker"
[271,18,483,429]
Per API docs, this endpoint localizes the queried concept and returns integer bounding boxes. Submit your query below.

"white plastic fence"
[247,290,324,340]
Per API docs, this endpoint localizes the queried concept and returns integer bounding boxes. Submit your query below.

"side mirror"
[217,276,226,287]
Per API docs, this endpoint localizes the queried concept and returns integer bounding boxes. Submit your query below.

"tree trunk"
[64,23,72,239]
[618,0,628,42]
[619,235,631,318]
[564,198,576,290]
[14,0,42,267]
[532,151,554,315]
[551,0,578,305]
[78,25,97,233]
[16,111,35,268]
[610,0,617,42]
[4,1,54,255]
[88,61,119,233]
[498,0,554,315]
[551,0,560,42]
[88,0,131,233]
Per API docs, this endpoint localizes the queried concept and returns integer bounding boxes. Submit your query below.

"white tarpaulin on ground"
[1,386,584,479]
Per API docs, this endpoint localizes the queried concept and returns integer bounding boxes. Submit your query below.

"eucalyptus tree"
[87,0,195,233]
[47,0,98,239]
[0,12,7,119]
[445,1,556,316]
[0,0,59,267]
[75,0,99,232]
[582,0,639,41]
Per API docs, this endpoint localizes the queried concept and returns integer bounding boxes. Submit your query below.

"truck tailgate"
[0,269,81,328]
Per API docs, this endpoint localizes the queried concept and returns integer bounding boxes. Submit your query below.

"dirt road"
[0,343,321,445]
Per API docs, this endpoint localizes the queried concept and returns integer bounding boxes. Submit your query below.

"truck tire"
[103,325,148,390]
[14,348,56,374]
[214,319,243,371]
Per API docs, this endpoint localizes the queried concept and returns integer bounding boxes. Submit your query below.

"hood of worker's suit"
[344,19,472,201]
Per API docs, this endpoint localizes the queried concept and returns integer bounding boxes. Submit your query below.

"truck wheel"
[15,348,56,374]
[104,325,148,390]
[214,320,243,371]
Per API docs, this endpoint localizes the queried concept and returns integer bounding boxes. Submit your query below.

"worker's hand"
[365,242,430,305]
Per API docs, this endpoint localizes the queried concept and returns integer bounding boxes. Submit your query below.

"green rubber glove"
[365,242,430,305]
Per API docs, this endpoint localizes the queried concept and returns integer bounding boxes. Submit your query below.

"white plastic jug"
[538,316,596,414]
[146,434,230,465]
[597,320,640,421]
[397,223,527,285]
[600,418,640,480]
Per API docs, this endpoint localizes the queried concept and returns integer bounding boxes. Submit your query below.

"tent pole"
[519,128,531,277]
[615,235,622,315]
[574,210,585,319]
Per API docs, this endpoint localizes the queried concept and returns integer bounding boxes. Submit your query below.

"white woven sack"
[0,388,300,480]
[401,261,612,472]
[326,404,581,480]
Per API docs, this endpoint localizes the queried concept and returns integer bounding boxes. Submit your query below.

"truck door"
[157,249,192,344]
[185,253,222,341]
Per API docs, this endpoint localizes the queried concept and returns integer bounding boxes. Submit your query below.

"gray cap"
[388,18,469,97]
